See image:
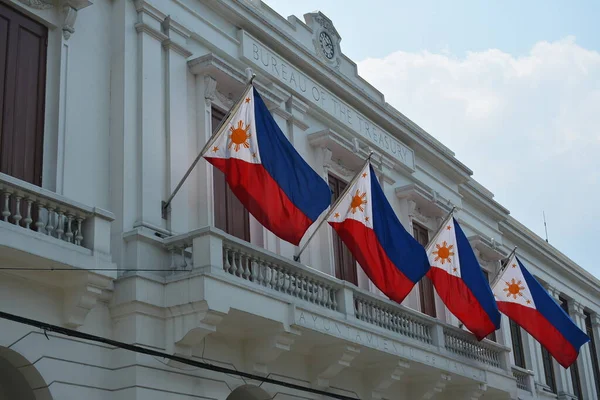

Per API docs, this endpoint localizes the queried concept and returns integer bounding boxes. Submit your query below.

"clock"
[318,31,335,60]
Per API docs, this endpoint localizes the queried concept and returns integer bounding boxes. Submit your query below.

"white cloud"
[358,37,600,276]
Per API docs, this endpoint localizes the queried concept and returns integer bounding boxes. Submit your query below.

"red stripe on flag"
[427,268,497,340]
[498,301,578,368]
[329,219,415,303]
[207,157,313,245]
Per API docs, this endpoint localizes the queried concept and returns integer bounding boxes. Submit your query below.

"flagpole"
[162,71,256,216]
[490,246,518,289]
[293,152,374,263]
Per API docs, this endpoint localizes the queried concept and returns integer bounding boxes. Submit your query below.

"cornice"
[211,0,473,183]
[395,182,453,218]
[459,180,509,223]
[500,217,600,293]
[468,234,506,262]
[134,22,168,42]
[187,53,286,108]
[162,39,192,58]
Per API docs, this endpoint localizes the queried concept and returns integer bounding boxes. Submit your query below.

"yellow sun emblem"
[349,190,367,214]
[503,278,525,299]
[433,241,455,265]
[229,120,251,151]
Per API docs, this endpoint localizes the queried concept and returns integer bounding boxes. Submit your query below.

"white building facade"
[0,1,599,399]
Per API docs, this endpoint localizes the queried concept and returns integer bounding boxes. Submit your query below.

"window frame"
[211,106,250,242]
[328,173,358,285]
[412,222,436,317]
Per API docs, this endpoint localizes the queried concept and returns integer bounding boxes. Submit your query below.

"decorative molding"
[311,345,360,389]
[244,329,300,376]
[412,373,452,400]
[62,6,77,40]
[569,300,585,318]
[408,199,431,226]
[166,301,226,359]
[304,12,342,69]
[162,39,193,58]
[469,234,505,262]
[63,271,113,328]
[465,383,487,400]
[590,313,600,328]
[367,360,410,400]
[396,183,454,218]
[134,22,168,42]
[17,0,54,9]
[133,0,167,24]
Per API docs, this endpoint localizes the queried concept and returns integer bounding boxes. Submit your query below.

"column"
[163,18,192,234]
[547,286,574,398]
[134,5,168,230]
[569,301,596,400]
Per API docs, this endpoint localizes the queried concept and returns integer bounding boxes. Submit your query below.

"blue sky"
[263,1,600,59]
[264,1,600,278]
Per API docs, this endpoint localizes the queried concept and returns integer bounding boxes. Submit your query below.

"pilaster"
[133,0,168,231]
[162,16,192,234]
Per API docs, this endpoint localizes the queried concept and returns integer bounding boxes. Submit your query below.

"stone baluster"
[223,246,231,273]
[65,214,74,242]
[55,210,64,239]
[12,195,22,226]
[1,191,10,222]
[23,198,33,229]
[75,217,84,245]
[35,203,45,233]
[45,206,55,237]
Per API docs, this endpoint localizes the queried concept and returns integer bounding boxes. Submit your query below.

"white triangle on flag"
[205,86,261,164]
[426,218,462,278]
[327,163,373,229]
[492,255,536,309]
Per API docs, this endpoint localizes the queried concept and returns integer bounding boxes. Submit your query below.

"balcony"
[158,226,518,399]
[0,173,115,328]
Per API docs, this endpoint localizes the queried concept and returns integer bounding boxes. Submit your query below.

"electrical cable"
[0,310,359,400]
[0,267,187,272]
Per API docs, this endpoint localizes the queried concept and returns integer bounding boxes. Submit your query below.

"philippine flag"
[204,85,331,245]
[426,217,500,340]
[327,162,430,303]
[492,255,589,368]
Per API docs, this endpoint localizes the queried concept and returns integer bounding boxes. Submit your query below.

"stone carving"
[304,12,342,69]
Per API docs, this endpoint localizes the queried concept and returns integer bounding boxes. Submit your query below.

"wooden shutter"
[510,319,526,368]
[560,297,583,399]
[211,107,250,241]
[413,222,436,317]
[0,2,47,186]
[585,312,600,398]
[328,174,357,285]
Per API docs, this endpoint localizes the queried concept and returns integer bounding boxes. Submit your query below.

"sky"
[263,0,600,278]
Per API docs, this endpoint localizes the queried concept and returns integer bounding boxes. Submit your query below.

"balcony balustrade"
[163,226,512,377]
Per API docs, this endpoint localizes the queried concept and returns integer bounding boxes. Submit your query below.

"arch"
[226,384,271,400]
[0,346,53,400]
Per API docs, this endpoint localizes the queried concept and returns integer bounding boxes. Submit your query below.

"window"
[0,2,47,186]
[560,296,583,399]
[212,107,250,241]
[413,222,436,317]
[510,319,526,368]
[328,174,357,285]
[585,311,600,398]
[541,346,556,392]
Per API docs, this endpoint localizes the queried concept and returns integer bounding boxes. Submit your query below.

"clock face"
[319,31,335,60]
